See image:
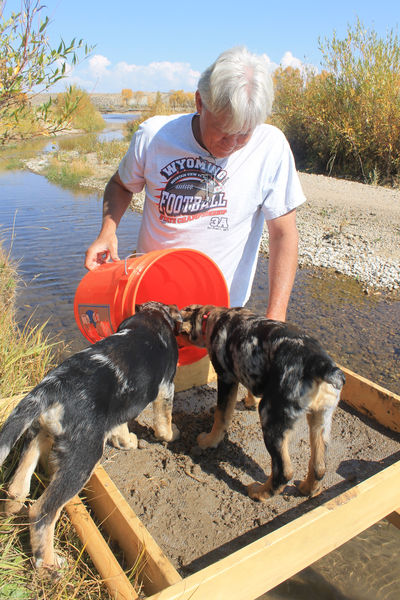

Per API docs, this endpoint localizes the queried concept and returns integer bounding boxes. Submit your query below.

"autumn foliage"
[270,19,400,185]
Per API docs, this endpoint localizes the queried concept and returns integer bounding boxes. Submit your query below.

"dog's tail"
[307,355,346,391]
[0,384,51,467]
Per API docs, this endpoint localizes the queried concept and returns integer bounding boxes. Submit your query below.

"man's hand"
[85,170,133,270]
[85,233,120,270]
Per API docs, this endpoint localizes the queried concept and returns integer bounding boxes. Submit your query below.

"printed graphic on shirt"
[158,156,229,227]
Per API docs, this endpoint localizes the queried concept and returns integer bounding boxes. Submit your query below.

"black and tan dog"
[0,301,182,572]
[180,304,345,501]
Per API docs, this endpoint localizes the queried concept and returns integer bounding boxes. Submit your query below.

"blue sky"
[5,0,400,93]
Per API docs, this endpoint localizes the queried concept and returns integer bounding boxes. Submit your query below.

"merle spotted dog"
[180,304,345,501]
[0,301,182,573]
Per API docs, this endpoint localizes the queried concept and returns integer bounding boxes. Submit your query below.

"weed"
[45,156,94,188]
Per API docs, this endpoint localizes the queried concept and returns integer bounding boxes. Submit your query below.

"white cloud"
[55,54,201,93]
[52,52,316,94]
[88,54,111,77]
[280,51,303,71]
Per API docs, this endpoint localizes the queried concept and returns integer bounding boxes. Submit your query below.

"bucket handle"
[124,253,145,275]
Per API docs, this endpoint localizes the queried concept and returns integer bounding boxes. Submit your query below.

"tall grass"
[0,244,113,599]
[45,156,94,188]
[270,19,400,185]
[0,246,57,398]
[58,134,129,161]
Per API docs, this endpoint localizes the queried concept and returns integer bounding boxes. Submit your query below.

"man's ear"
[195,90,202,114]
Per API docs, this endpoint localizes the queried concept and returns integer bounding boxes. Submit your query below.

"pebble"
[261,224,400,293]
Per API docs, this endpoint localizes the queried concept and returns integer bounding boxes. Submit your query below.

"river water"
[0,116,399,599]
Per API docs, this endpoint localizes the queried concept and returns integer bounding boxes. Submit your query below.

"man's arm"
[85,171,133,270]
[265,209,299,321]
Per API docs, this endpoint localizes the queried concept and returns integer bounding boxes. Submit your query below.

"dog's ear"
[167,304,183,335]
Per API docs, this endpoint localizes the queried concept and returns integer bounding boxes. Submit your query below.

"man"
[85,46,305,321]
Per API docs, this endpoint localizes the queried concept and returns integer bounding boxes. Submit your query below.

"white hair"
[197,46,274,134]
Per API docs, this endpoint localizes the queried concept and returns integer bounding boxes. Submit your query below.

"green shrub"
[52,86,105,133]
[45,156,93,188]
[271,18,400,185]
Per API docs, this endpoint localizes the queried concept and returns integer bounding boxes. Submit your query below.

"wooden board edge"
[84,465,182,596]
[144,460,400,600]
[386,509,400,530]
[174,356,216,392]
[65,495,138,600]
[338,365,400,432]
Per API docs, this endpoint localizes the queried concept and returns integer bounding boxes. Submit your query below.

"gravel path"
[291,173,400,292]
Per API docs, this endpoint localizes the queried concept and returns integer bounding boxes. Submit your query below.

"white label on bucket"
[78,304,114,340]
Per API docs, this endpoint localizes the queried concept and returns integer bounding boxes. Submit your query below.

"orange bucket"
[74,248,229,365]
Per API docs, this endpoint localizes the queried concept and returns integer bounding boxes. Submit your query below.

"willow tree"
[0,0,92,144]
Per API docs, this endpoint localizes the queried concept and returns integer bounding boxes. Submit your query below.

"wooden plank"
[84,465,182,596]
[65,495,138,600]
[174,355,216,392]
[339,365,400,432]
[144,461,400,600]
[386,509,400,530]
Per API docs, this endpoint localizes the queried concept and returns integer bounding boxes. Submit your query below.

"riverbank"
[23,152,400,294]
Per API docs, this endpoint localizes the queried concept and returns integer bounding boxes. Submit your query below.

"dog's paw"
[247,481,272,502]
[197,431,221,449]
[243,391,260,410]
[154,423,180,442]
[110,431,138,450]
[34,552,67,578]
[297,479,322,497]
[2,497,27,516]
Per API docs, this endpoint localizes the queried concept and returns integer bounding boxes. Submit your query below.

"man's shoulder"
[254,123,287,143]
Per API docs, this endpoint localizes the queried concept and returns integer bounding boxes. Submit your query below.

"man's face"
[195,91,254,158]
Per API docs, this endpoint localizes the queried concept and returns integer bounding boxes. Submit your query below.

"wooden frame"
[2,364,400,599]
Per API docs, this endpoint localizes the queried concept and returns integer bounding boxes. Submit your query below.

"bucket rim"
[121,247,229,312]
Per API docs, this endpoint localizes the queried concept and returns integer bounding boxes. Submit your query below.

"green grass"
[45,156,94,189]
[58,135,129,164]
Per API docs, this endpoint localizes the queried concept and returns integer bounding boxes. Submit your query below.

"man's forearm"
[266,211,299,322]
[101,172,133,235]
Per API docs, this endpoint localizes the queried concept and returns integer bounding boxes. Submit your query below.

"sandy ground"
[102,381,400,580]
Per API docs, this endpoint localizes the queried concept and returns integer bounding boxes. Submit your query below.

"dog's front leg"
[108,423,138,450]
[198,378,239,449]
[153,381,180,442]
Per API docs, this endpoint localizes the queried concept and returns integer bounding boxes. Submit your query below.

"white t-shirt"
[118,113,306,306]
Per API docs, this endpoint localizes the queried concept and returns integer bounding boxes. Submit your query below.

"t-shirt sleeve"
[118,124,147,193]
[261,132,306,220]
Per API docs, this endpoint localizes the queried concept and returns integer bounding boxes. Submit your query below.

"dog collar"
[201,312,210,337]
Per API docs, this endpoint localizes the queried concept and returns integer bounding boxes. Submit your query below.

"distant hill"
[30,92,168,112]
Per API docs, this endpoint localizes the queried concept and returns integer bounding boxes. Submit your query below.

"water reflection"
[0,170,141,354]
